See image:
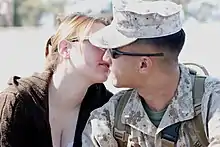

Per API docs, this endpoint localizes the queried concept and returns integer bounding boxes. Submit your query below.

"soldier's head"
[89,1,185,88]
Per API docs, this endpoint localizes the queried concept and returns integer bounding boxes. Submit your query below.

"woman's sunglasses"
[70,36,90,42]
[107,48,164,59]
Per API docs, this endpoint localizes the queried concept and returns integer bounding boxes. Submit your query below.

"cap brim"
[89,24,137,49]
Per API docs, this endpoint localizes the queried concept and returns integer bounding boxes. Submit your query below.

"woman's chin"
[93,73,109,83]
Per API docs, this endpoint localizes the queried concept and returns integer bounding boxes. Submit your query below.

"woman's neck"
[48,66,93,110]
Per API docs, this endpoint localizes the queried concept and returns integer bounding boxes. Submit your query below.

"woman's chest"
[49,108,80,147]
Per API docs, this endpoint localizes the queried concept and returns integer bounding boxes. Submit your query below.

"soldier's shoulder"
[204,76,220,92]
[110,89,129,100]
[89,89,130,120]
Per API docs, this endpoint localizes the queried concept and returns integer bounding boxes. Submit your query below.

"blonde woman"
[0,13,112,147]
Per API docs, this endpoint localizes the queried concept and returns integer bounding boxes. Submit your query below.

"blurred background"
[0,0,220,93]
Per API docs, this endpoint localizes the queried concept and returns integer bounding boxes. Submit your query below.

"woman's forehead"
[89,22,106,34]
[77,22,105,40]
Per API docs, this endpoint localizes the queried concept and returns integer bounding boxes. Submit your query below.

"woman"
[0,13,113,147]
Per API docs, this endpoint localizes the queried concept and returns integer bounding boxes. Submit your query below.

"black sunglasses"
[70,36,90,42]
[108,48,164,59]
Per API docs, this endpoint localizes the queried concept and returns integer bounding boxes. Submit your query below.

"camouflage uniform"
[82,0,220,146]
[82,64,220,147]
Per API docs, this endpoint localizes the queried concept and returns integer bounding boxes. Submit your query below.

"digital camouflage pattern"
[89,1,183,49]
[82,64,220,147]
[114,1,183,39]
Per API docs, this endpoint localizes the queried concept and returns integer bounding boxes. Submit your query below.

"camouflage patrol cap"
[89,0,184,49]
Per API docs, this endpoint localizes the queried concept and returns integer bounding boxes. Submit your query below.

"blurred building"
[0,0,13,26]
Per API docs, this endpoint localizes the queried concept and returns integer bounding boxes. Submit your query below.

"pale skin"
[103,43,180,111]
[48,22,110,147]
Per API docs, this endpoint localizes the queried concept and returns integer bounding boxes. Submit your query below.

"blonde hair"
[45,13,112,72]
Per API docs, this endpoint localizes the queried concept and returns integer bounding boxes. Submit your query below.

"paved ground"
[0,21,220,93]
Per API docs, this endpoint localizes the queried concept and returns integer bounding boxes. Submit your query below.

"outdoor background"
[0,0,220,93]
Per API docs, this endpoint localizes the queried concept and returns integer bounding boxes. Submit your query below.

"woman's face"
[69,22,110,83]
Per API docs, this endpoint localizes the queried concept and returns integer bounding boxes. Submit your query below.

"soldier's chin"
[112,79,121,88]
[112,79,126,88]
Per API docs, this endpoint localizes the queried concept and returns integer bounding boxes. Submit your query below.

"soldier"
[82,0,220,147]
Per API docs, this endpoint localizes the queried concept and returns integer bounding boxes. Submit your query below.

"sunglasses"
[107,48,164,59]
[70,36,90,42]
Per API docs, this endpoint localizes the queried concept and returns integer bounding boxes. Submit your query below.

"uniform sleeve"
[204,78,220,146]
[82,91,126,147]
[81,118,98,147]
[0,92,27,147]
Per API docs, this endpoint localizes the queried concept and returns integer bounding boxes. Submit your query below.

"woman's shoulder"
[81,83,113,110]
[89,83,113,100]
[0,71,51,113]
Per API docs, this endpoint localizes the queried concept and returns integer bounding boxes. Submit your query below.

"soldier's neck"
[137,67,180,111]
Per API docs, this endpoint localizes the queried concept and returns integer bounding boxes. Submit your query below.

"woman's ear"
[57,39,72,59]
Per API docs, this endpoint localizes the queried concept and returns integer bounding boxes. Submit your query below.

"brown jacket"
[0,71,113,147]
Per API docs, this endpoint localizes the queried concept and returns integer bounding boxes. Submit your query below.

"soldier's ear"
[138,57,152,74]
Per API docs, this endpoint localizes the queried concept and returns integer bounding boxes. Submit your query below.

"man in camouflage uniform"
[82,0,220,146]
